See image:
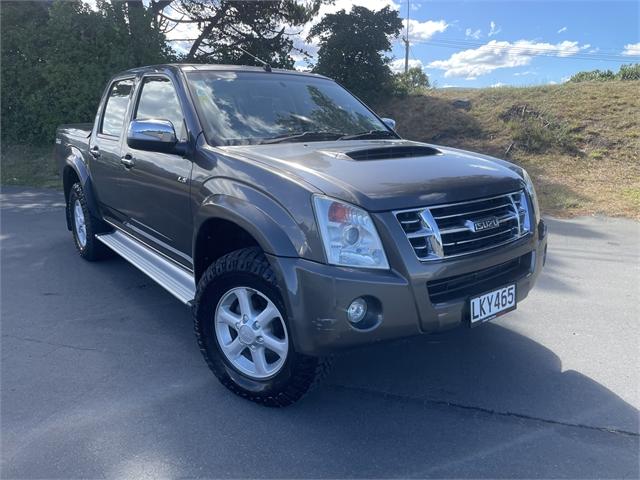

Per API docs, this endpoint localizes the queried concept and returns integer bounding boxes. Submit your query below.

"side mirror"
[381,117,396,130]
[127,119,177,153]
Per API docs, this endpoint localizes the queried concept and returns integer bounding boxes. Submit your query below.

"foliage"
[569,69,616,82]
[0,0,173,144]
[392,67,430,97]
[616,63,640,80]
[168,1,325,68]
[308,6,403,105]
[569,63,640,82]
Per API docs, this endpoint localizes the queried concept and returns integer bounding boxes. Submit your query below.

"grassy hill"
[377,80,640,219]
[2,80,639,219]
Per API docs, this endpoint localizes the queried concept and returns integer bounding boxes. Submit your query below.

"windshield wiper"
[339,130,397,141]
[258,131,343,144]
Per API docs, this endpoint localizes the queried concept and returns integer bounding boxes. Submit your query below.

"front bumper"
[267,220,548,356]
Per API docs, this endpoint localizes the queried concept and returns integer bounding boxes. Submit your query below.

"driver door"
[118,75,193,268]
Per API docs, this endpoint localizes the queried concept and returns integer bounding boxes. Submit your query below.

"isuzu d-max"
[55,64,547,406]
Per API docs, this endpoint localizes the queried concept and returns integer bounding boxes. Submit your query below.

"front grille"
[427,253,532,304]
[395,191,531,261]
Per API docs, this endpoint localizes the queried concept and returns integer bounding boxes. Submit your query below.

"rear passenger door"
[119,75,193,267]
[90,78,135,224]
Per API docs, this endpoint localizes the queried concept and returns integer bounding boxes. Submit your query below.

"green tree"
[0,0,173,144]
[393,66,430,96]
[163,1,325,68]
[0,2,51,144]
[307,6,403,104]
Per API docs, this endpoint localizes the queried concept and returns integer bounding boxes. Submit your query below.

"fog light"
[347,297,367,324]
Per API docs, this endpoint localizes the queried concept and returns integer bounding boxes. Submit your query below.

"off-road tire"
[194,247,331,407]
[68,182,109,261]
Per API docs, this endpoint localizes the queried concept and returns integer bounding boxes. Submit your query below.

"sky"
[160,0,640,88]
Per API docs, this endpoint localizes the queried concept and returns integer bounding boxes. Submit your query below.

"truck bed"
[55,123,93,173]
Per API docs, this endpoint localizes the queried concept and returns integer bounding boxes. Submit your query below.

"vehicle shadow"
[327,325,638,434]
[277,324,639,478]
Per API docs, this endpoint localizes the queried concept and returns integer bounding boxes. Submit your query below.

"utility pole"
[404,0,410,73]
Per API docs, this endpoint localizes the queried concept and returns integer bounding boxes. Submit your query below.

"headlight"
[521,168,540,222]
[313,195,389,269]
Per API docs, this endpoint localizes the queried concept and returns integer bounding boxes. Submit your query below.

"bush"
[392,67,430,97]
[569,69,615,82]
[569,63,639,83]
[617,63,640,81]
[501,104,573,154]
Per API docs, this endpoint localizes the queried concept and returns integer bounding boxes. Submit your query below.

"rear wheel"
[194,247,329,407]
[68,183,108,261]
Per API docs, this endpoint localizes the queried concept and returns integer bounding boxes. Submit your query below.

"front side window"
[135,77,186,140]
[101,79,134,137]
[186,71,389,145]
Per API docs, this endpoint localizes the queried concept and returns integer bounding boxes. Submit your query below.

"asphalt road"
[1,186,639,479]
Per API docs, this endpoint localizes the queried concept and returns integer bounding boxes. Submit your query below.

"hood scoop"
[345,145,440,161]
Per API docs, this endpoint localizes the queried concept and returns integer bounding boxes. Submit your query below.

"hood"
[223,139,524,212]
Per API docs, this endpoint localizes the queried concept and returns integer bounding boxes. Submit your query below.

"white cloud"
[491,82,506,88]
[622,42,640,56]
[557,26,567,34]
[405,19,449,40]
[428,39,589,79]
[488,21,501,37]
[390,58,424,73]
[548,80,558,85]
[411,2,421,11]
[514,70,536,76]
[465,28,482,40]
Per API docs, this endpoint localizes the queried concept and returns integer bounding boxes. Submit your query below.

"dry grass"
[377,80,640,219]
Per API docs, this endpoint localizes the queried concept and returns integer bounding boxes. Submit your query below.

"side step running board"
[96,230,195,305]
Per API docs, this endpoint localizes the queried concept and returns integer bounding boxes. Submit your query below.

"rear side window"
[100,79,134,137]
[135,77,186,140]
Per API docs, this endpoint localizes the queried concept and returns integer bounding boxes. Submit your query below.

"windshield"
[185,71,392,145]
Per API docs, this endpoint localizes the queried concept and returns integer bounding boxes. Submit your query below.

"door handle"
[89,146,101,158]
[120,154,135,168]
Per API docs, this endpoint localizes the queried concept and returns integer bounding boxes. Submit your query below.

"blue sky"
[386,0,640,87]
[159,0,639,87]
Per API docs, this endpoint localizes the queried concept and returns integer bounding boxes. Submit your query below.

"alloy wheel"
[214,287,289,379]
[73,200,87,247]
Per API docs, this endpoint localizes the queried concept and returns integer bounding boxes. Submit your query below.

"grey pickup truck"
[56,64,547,406]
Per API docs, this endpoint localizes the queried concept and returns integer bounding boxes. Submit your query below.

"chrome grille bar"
[394,190,531,261]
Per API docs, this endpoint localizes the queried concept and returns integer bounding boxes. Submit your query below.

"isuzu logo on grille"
[466,216,500,232]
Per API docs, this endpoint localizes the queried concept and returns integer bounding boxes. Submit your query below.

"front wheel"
[193,247,329,407]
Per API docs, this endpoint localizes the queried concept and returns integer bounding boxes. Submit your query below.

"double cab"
[56,64,548,406]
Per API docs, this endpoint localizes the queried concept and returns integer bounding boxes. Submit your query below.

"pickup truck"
[55,64,548,406]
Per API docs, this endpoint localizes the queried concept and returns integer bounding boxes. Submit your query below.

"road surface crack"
[2,334,103,353]
[328,383,639,437]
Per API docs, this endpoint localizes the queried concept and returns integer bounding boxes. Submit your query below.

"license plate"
[470,284,516,324]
